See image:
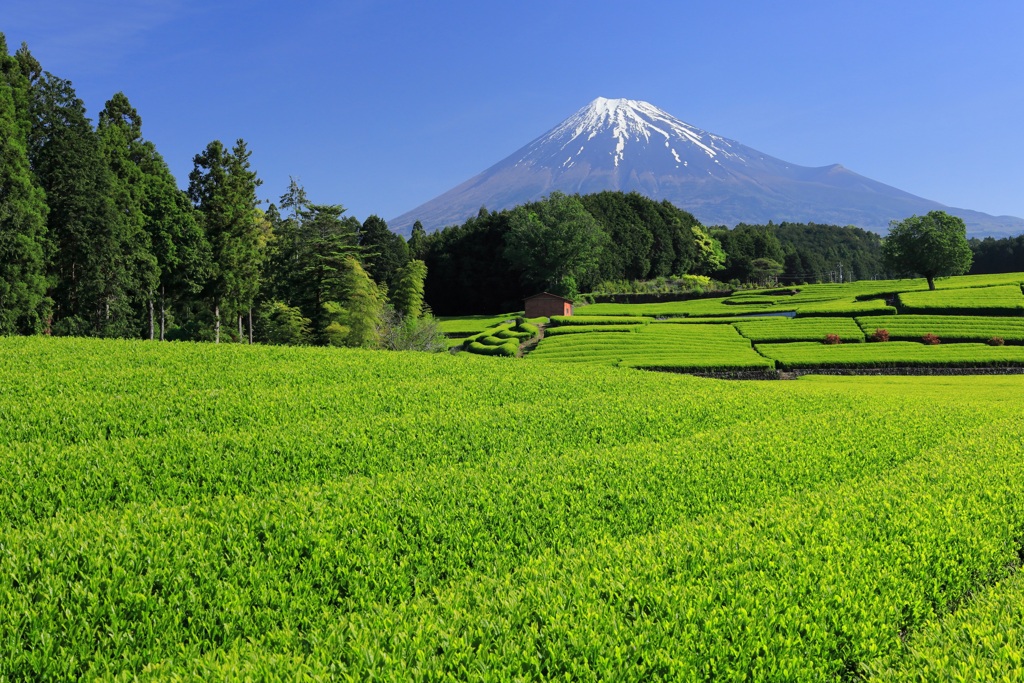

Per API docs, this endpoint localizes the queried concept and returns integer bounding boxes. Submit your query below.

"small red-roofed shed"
[524,292,573,318]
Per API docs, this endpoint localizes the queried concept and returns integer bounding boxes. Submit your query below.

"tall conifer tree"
[0,35,50,335]
[189,139,264,342]
[359,215,408,293]
[96,93,158,336]
[20,50,117,336]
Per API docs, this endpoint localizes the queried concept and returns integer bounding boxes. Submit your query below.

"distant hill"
[390,97,1024,239]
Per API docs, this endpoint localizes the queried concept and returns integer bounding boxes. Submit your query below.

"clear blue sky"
[5,0,1023,226]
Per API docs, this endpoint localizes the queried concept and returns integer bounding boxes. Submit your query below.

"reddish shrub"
[988,336,1005,346]
[823,333,843,345]
[921,333,941,345]
[869,328,890,342]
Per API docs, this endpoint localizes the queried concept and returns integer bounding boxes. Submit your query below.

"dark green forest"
[969,234,1024,275]
[2,34,1022,333]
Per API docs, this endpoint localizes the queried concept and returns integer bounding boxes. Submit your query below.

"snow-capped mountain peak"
[389,97,1024,238]
[524,97,741,169]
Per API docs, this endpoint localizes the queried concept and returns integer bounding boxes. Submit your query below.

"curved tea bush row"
[734,317,865,343]
[467,340,519,356]
[464,321,540,357]
[758,341,1024,369]
[856,315,1024,344]
[437,313,520,336]
[462,323,512,343]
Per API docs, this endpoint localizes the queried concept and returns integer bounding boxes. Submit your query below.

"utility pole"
[837,262,844,284]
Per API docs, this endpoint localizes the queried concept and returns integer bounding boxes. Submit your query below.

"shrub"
[922,333,941,345]
[823,333,843,345]
[479,335,506,346]
[377,310,448,352]
[869,328,890,343]
[988,336,1005,346]
[467,340,519,357]
[258,300,312,346]
[495,329,532,341]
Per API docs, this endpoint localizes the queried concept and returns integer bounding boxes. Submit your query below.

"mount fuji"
[390,97,1023,238]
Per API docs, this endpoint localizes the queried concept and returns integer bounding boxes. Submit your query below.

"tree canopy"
[882,211,973,290]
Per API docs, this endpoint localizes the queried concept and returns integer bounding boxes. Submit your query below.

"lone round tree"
[882,211,972,290]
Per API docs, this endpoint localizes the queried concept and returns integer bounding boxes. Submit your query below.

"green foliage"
[320,301,351,347]
[188,138,265,341]
[257,300,311,345]
[581,298,786,318]
[549,315,653,326]
[359,214,409,292]
[864,570,1024,681]
[969,233,1024,275]
[0,39,50,335]
[749,257,784,286]
[96,93,159,336]
[529,322,772,372]
[2,337,1024,677]
[391,259,427,318]
[897,284,1024,316]
[690,225,726,274]
[793,298,896,317]
[578,191,703,279]
[377,308,447,352]
[733,317,866,343]
[855,315,1024,344]
[590,274,721,296]
[407,220,428,260]
[505,191,607,294]
[339,256,385,348]
[262,180,362,343]
[423,192,710,316]
[466,339,519,356]
[882,211,973,290]
[436,313,520,336]
[544,324,643,336]
[758,341,1024,369]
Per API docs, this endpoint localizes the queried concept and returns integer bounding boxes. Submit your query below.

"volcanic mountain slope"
[390,97,1023,238]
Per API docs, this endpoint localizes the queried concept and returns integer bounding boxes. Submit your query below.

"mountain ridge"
[390,98,1024,238]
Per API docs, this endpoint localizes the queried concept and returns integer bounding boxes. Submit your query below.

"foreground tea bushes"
[864,571,1024,681]
[2,338,1024,679]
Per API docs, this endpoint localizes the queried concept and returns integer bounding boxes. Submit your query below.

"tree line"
[0,36,433,348]
[969,234,1024,275]
[2,34,1020,332]
[419,191,725,315]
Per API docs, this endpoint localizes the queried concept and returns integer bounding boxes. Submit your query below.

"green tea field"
[2,336,1024,680]
[446,273,1024,375]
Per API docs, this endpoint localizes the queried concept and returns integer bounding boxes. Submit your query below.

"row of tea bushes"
[734,317,866,344]
[529,324,774,372]
[758,341,1024,369]
[897,284,1024,316]
[856,315,1024,344]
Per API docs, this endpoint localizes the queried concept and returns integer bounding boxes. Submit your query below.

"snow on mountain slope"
[390,98,1024,238]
